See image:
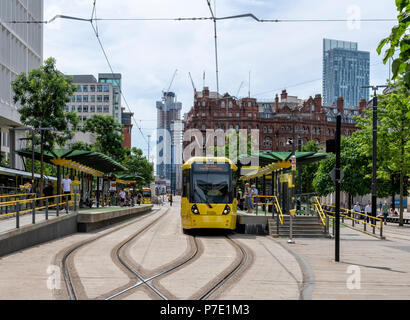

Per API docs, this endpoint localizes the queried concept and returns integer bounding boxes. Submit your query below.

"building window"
[103,106,109,113]
[236,112,240,117]
[103,95,109,102]
[248,125,252,131]
[229,101,233,108]
[263,137,273,148]
[97,85,102,92]
[90,85,95,92]
[221,112,225,117]
[83,95,88,102]
[312,105,315,112]
[221,101,225,108]
[71,96,75,102]
[97,95,102,102]
[229,124,233,129]
[248,113,252,117]
[248,101,251,107]
[71,106,75,112]
[202,125,206,130]
[83,85,88,92]
[76,95,82,102]
[90,95,95,102]
[268,126,273,133]
[76,85,82,92]
[235,125,239,132]
[202,113,206,117]
[103,85,109,92]
[83,105,88,113]
[65,106,69,112]
[214,112,218,117]
[197,101,200,107]
[263,126,267,133]
[202,101,206,107]
[97,106,103,113]
[83,116,87,121]
[77,106,82,112]
[90,105,95,113]
[228,113,232,117]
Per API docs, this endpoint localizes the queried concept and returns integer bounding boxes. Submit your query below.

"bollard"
[56,196,60,217]
[45,198,49,220]
[32,198,36,224]
[16,202,20,229]
[364,219,366,232]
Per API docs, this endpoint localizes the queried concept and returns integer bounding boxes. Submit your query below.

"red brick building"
[184,87,366,152]
[121,108,133,148]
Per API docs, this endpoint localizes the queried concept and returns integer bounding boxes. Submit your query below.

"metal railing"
[313,196,327,227]
[0,193,80,229]
[320,203,383,238]
[252,195,283,225]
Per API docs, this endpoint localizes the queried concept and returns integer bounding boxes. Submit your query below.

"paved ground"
[277,223,410,299]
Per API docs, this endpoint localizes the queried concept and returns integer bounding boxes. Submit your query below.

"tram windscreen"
[191,162,232,204]
[142,190,151,197]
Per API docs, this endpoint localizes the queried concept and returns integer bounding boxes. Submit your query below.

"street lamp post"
[362,85,387,224]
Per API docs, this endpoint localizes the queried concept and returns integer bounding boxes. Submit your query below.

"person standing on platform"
[353,202,361,220]
[244,183,252,213]
[382,201,389,225]
[364,201,371,223]
[61,174,72,213]
[43,181,54,204]
[169,193,173,206]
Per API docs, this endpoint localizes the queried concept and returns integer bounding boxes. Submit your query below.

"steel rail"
[60,207,165,300]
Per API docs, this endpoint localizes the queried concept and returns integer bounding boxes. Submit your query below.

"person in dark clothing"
[43,181,54,204]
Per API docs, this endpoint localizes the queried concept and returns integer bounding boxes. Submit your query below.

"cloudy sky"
[44,0,398,163]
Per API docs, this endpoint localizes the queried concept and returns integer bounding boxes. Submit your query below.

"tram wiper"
[194,188,212,208]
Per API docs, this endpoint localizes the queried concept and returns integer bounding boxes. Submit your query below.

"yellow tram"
[142,187,152,204]
[181,157,237,232]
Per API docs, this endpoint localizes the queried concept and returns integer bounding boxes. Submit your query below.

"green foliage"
[70,141,93,151]
[377,1,410,87]
[298,141,321,193]
[12,57,80,149]
[83,114,124,161]
[313,137,372,197]
[122,147,154,188]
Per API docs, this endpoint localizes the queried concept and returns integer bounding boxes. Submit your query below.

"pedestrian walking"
[61,174,72,213]
[168,193,173,206]
[119,189,126,207]
[353,202,361,220]
[379,201,383,214]
[364,201,371,223]
[382,201,389,225]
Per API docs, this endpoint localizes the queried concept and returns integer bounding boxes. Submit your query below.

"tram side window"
[182,171,190,198]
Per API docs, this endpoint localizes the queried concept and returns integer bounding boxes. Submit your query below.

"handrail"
[0,193,80,218]
[313,196,326,226]
[0,193,36,199]
[321,203,383,229]
[251,195,283,224]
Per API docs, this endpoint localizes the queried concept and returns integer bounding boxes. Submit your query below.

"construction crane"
[166,69,178,93]
[236,81,244,97]
[188,72,196,93]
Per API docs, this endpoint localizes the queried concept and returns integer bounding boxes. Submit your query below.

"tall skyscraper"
[323,38,370,107]
[0,0,43,169]
[156,92,182,193]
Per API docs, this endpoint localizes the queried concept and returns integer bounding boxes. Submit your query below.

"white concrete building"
[0,0,43,169]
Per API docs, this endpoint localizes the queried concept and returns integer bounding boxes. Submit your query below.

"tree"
[83,115,124,161]
[313,136,372,208]
[70,141,93,151]
[123,147,154,188]
[353,79,410,225]
[377,0,410,88]
[298,141,321,194]
[12,57,80,191]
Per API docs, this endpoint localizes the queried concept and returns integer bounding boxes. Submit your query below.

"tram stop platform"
[77,204,153,232]
[236,211,271,234]
[0,204,153,257]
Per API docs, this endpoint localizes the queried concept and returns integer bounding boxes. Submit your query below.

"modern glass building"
[0,0,43,169]
[323,38,370,107]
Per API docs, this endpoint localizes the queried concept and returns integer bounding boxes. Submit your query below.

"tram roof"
[182,157,238,171]
[15,148,127,177]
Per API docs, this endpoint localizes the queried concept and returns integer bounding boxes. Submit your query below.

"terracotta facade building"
[184,87,366,153]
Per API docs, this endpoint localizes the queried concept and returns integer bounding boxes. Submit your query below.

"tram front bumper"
[189,214,237,229]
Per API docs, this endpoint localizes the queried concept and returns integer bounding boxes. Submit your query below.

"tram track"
[60,205,250,301]
[60,207,168,300]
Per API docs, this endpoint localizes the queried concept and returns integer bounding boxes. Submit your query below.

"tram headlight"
[191,204,200,215]
[222,205,231,215]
